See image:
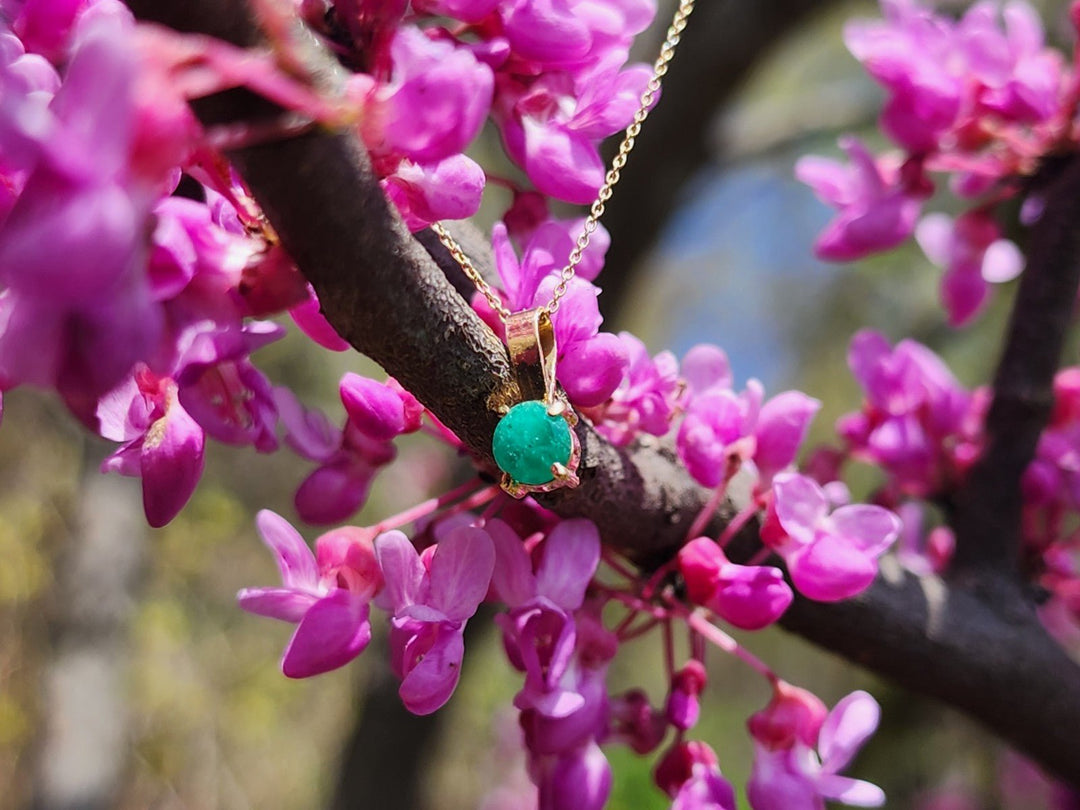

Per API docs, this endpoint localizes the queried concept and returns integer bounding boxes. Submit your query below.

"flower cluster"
[798,0,1080,324]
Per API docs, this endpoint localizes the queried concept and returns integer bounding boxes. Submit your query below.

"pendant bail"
[505,308,558,405]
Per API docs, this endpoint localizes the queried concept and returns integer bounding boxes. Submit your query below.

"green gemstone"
[493,400,573,486]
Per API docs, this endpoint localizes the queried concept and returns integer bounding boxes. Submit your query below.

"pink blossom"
[747,681,828,752]
[678,537,793,630]
[492,58,652,203]
[97,364,204,528]
[677,383,760,488]
[654,741,737,810]
[381,153,485,231]
[767,473,900,602]
[796,136,925,261]
[590,332,679,445]
[281,376,420,525]
[748,690,885,810]
[609,688,666,753]
[491,518,601,717]
[375,524,495,714]
[754,391,821,483]
[665,659,706,731]
[360,27,493,164]
[238,511,381,678]
[840,330,976,496]
[915,210,1024,326]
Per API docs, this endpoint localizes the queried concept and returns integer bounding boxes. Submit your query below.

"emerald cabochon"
[492,400,574,486]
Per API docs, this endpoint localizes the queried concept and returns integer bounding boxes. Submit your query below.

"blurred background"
[1,1,1077,808]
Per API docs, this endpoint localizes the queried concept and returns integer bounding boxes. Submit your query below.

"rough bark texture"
[125,0,1080,788]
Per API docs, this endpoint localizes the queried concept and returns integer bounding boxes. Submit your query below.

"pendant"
[493,308,581,498]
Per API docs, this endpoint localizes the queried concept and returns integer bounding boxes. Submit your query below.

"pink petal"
[772,473,828,546]
[559,332,628,407]
[289,290,350,351]
[374,530,425,612]
[237,586,319,622]
[914,212,955,267]
[140,398,205,528]
[521,118,604,204]
[795,155,852,208]
[281,590,372,678]
[711,563,793,630]
[429,525,495,621]
[754,391,821,479]
[294,459,374,525]
[273,386,340,462]
[941,262,989,327]
[829,505,901,558]
[818,690,881,773]
[788,535,878,602]
[981,238,1023,283]
[535,519,601,610]
[814,775,885,807]
[398,624,465,715]
[339,373,405,440]
[255,510,319,589]
[489,518,536,607]
[681,344,733,394]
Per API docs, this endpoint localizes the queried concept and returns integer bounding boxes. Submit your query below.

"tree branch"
[125,0,1080,787]
[950,155,1080,575]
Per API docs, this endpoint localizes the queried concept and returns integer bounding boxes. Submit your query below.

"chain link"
[435,0,696,321]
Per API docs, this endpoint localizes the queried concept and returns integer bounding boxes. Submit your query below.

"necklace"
[432,0,696,498]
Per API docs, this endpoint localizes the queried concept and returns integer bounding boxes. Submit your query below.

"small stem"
[436,484,502,522]
[717,499,761,548]
[687,479,730,541]
[619,617,661,642]
[371,478,488,533]
[746,547,772,567]
[602,550,641,582]
[683,608,777,684]
[663,618,675,676]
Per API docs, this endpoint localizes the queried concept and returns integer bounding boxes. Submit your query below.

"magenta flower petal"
[535,519,601,610]
[559,332,628,407]
[681,344,733,394]
[340,373,406,440]
[540,741,612,810]
[747,749,820,810]
[397,623,465,714]
[281,589,372,678]
[294,459,375,525]
[755,391,821,480]
[788,534,878,603]
[140,397,205,528]
[521,118,604,204]
[237,586,320,622]
[814,775,886,807]
[712,563,793,630]
[255,509,319,589]
[289,291,350,351]
[429,525,495,621]
[274,387,340,462]
[773,473,829,547]
[374,530,426,612]
[818,690,881,773]
[829,505,901,558]
[489,519,535,607]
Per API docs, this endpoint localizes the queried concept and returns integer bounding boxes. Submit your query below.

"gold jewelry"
[433,0,696,497]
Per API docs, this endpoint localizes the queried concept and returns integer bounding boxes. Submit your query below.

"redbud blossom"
[238,512,380,678]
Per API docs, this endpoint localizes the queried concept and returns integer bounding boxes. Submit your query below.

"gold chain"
[432,0,696,321]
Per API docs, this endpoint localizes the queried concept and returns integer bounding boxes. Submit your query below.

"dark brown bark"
[125,0,1080,787]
